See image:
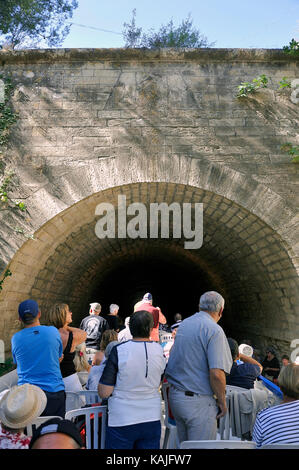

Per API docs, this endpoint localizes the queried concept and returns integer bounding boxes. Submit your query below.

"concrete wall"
[0,48,298,358]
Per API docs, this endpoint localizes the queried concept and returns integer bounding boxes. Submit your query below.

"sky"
[61,0,299,49]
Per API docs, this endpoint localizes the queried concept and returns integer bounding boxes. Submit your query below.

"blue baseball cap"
[143,293,152,301]
[18,299,39,319]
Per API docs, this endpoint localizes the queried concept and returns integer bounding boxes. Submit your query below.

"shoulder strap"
[64,331,73,353]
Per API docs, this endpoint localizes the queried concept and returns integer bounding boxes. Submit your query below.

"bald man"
[29,418,84,449]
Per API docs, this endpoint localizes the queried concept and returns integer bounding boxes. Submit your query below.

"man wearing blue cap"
[11,299,66,418]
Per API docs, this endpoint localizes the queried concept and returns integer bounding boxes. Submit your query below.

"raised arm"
[239,353,263,374]
[66,326,87,348]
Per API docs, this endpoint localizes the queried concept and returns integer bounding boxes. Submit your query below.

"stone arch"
[1,155,298,355]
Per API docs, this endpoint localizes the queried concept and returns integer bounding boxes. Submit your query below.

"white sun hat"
[0,383,47,429]
[238,344,253,357]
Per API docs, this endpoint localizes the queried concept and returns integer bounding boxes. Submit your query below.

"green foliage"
[0,171,14,203]
[14,226,34,238]
[0,76,26,213]
[123,10,215,49]
[237,82,256,98]
[281,143,299,163]
[0,76,18,147]
[278,77,291,89]
[0,0,78,49]
[0,268,12,292]
[237,74,268,98]
[0,357,16,376]
[0,171,27,212]
[283,38,299,56]
[122,9,142,48]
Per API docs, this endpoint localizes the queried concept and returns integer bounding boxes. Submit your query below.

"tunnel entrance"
[1,182,298,356]
[32,182,299,354]
[89,247,214,325]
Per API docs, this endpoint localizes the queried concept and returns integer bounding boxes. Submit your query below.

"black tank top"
[60,331,76,378]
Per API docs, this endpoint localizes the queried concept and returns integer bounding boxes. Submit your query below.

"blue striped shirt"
[252,400,299,447]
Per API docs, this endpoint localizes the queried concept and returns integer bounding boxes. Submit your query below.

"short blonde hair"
[278,363,299,399]
[47,303,69,329]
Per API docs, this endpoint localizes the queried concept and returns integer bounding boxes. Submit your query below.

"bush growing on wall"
[123,10,215,49]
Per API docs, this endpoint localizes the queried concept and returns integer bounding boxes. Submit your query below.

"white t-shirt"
[99,340,166,427]
[117,326,133,343]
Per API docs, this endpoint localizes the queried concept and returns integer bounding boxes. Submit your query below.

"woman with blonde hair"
[47,303,87,392]
[73,342,92,388]
[74,342,92,373]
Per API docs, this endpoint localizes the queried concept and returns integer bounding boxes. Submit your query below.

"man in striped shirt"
[252,363,299,447]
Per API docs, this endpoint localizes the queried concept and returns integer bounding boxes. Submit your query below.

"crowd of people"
[0,291,298,449]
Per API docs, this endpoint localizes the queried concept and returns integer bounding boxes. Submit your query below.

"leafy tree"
[0,0,78,49]
[123,10,215,49]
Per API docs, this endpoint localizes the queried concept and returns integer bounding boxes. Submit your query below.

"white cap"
[239,344,253,357]
[90,302,101,313]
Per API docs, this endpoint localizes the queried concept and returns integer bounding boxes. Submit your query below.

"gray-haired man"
[80,302,108,364]
[165,291,232,443]
[102,304,121,332]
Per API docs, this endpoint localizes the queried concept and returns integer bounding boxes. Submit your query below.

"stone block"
[209,118,245,127]
[214,127,236,136]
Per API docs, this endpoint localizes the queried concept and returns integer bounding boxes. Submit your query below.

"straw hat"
[0,383,47,429]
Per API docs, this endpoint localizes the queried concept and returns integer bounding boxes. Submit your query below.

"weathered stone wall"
[0,48,298,358]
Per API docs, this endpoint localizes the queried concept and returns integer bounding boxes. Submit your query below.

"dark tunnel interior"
[87,252,231,334]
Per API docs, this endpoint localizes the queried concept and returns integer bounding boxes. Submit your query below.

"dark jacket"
[79,315,108,349]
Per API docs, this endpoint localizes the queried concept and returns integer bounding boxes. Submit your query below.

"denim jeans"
[40,390,66,418]
[106,420,161,449]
